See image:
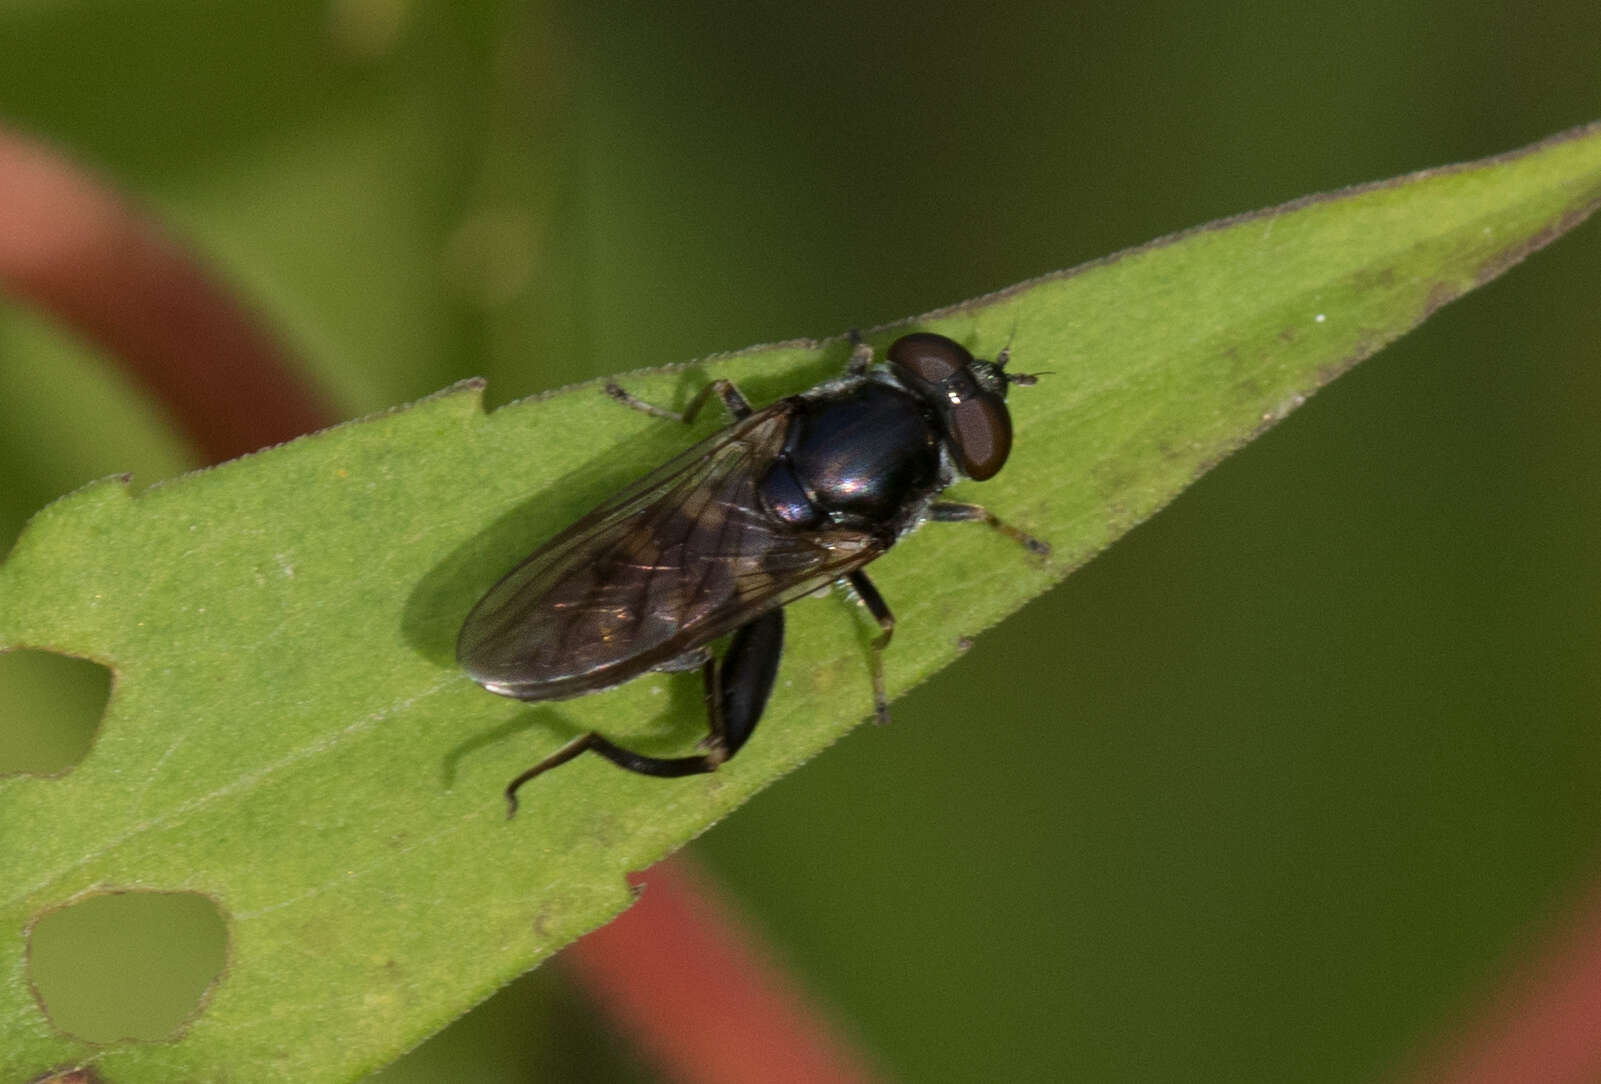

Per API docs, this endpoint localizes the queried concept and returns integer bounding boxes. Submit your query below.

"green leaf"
[4,120,1600,1081]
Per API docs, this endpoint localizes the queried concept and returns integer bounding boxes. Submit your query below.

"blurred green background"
[2,1,1599,1080]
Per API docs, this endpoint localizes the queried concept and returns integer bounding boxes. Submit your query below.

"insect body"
[458,331,1046,814]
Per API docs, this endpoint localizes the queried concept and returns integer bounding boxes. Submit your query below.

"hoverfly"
[457,331,1047,814]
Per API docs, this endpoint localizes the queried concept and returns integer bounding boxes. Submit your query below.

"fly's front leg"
[929,501,1051,558]
[845,569,895,726]
[605,376,753,423]
[503,611,784,818]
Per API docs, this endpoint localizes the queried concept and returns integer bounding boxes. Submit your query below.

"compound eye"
[948,395,1012,480]
[887,332,972,386]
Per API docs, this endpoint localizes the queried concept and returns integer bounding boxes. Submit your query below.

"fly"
[457,331,1048,815]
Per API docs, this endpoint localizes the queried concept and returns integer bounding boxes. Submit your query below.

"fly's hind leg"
[706,607,785,758]
[503,610,785,817]
[502,731,716,817]
[605,376,752,423]
[844,569,895,726]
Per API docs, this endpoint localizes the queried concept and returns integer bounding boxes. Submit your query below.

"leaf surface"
[3,121,1600,1080]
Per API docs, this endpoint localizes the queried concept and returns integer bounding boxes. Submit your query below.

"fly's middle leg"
[605,377,753,423]
[845,569,895,726]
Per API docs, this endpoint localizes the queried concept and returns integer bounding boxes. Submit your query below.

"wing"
[457,402,885,701]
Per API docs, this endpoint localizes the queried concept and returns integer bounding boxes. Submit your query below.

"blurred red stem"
[0,123,333,461]
[1394,870,1601,1084]
[568,859,882,1084]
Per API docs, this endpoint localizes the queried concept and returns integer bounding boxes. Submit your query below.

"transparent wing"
[457,403,884,700]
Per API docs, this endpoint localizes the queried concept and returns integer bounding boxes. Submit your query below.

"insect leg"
[847,328,874,376]
[710,608,785,758]
[503,613,785,817]
[604,378,753,423]
[504,730,727,817]
[845,569,895,726]
[929,501,1051,557]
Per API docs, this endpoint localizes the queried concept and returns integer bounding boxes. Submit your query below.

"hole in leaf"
[0,649,111,776]
[27,891,228,1044]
